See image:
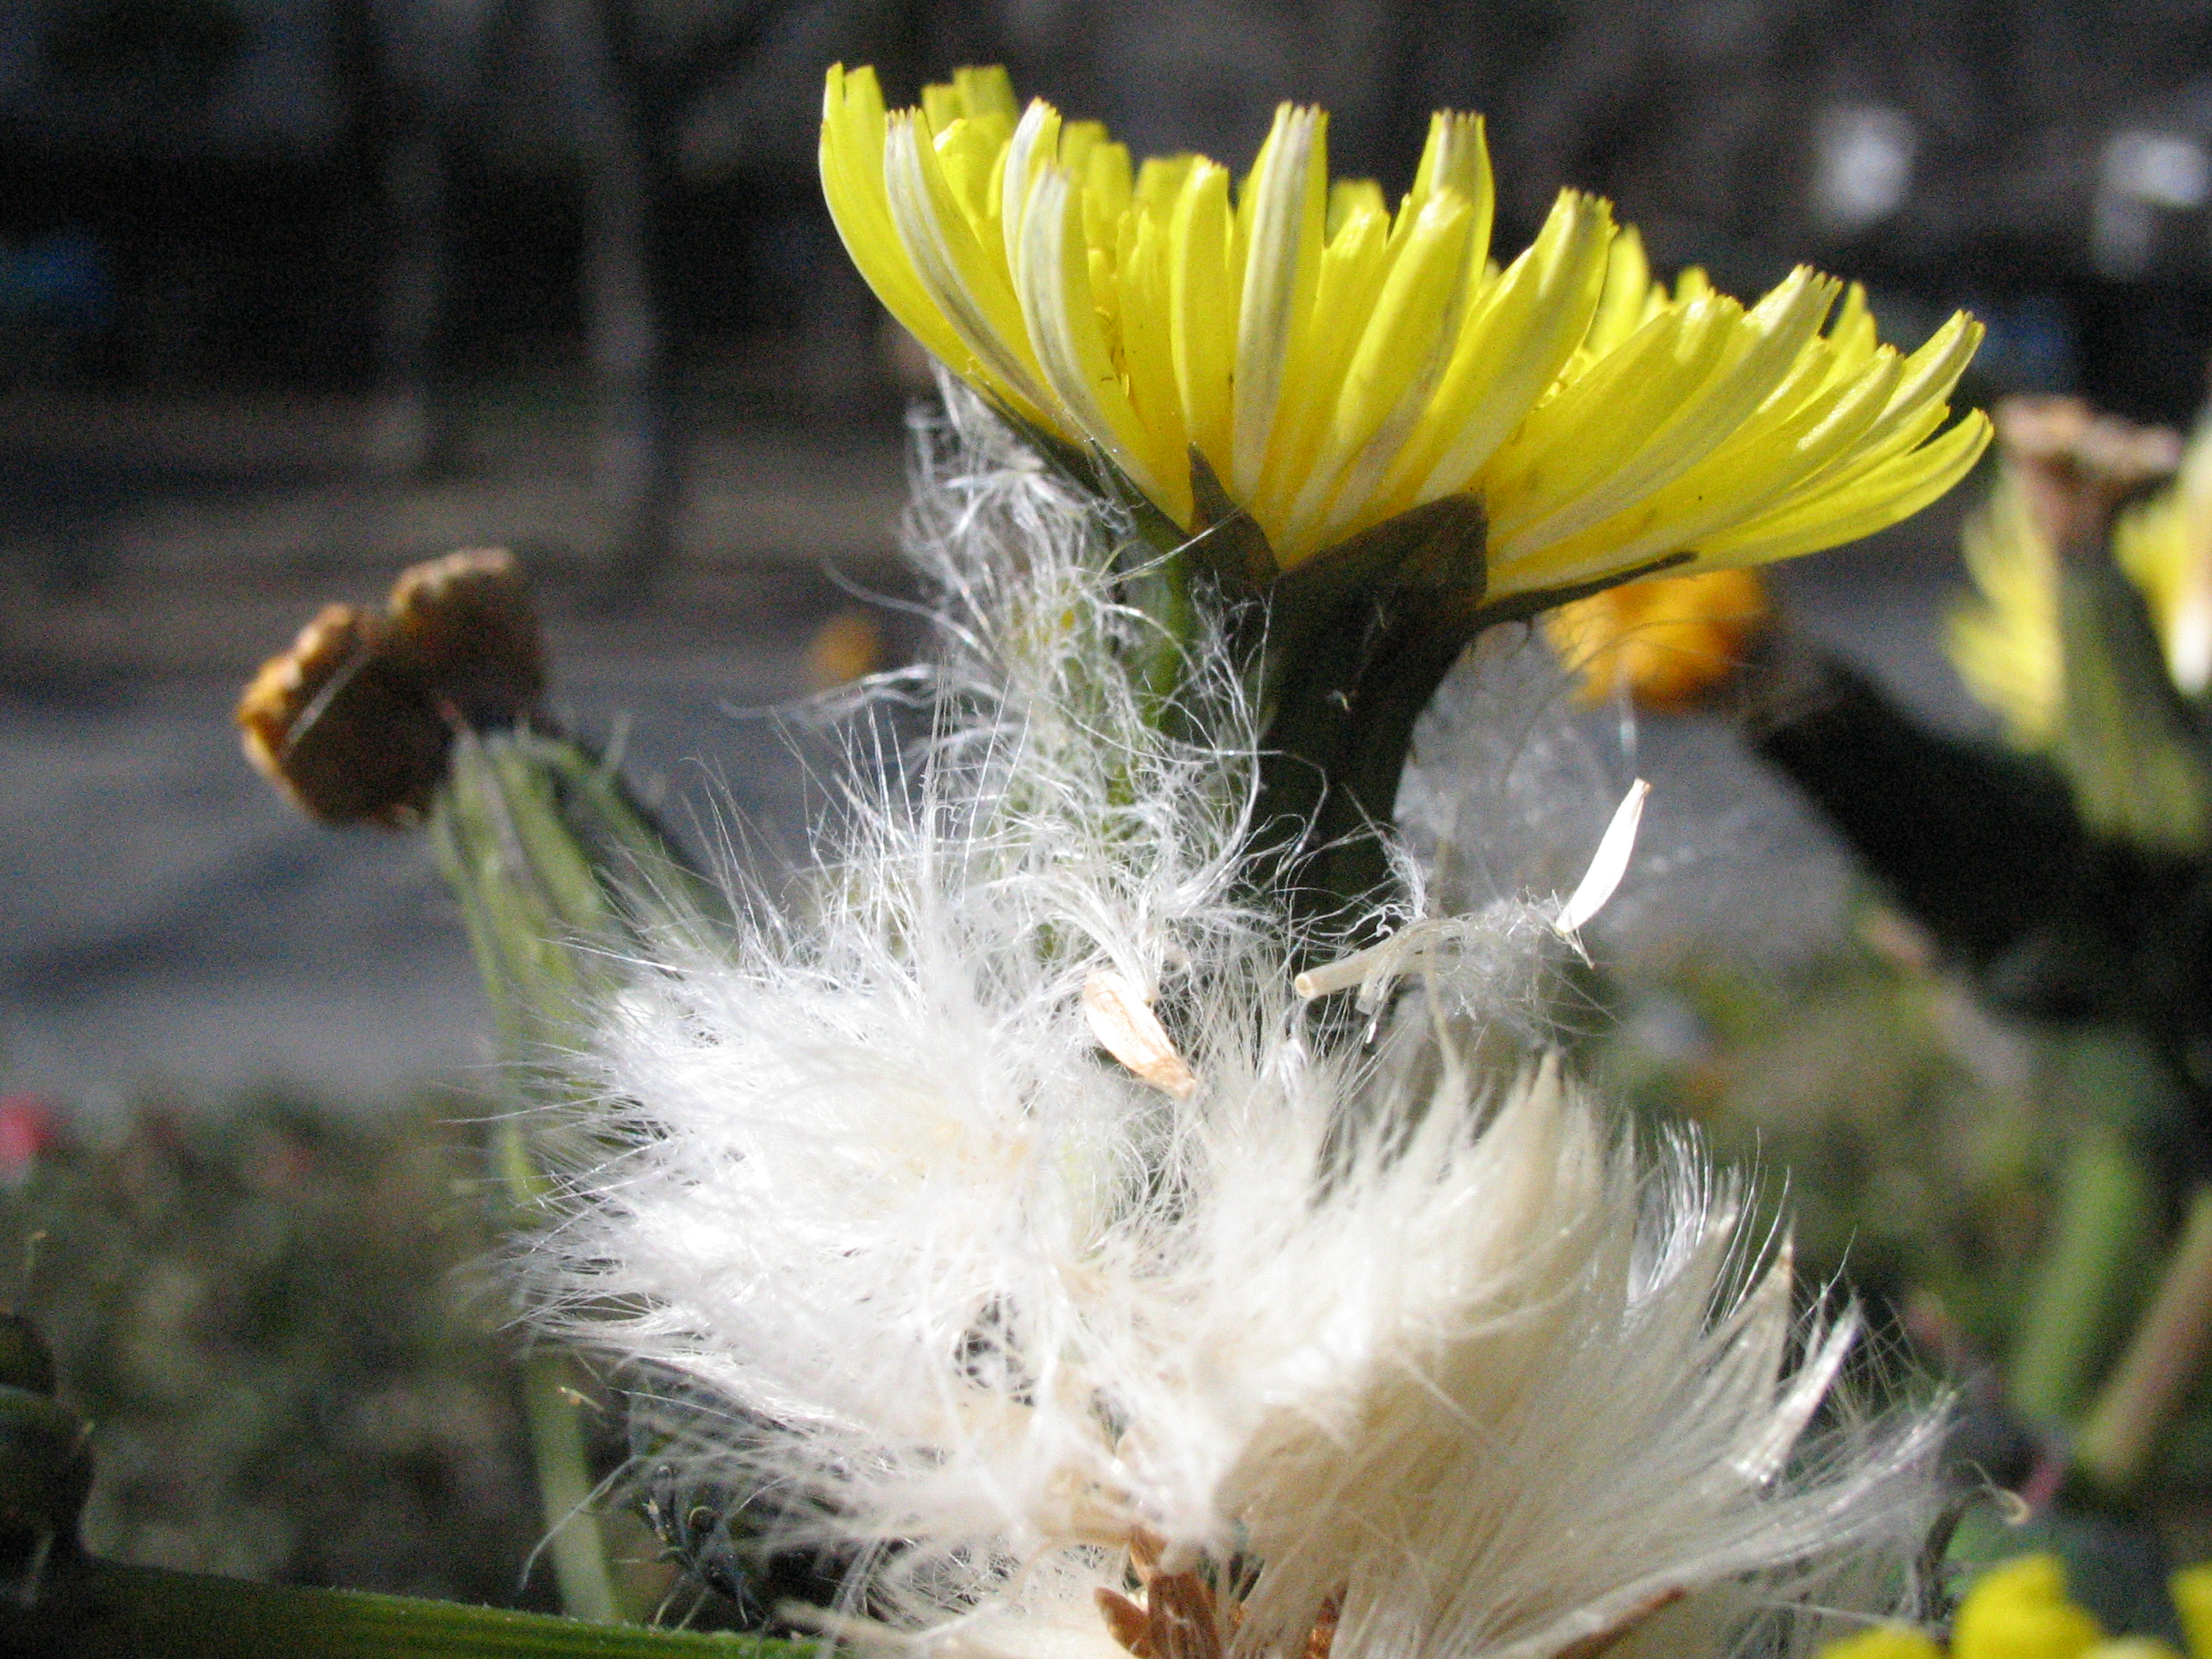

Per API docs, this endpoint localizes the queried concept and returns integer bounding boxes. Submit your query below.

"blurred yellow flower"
[2116,417,2212,696]
[1949,402,2205,748]
[2174,1563,2212,1659]
[1545,565,1771,710]
[821,63,1989,602]
[1813,1555,2212,1659]
[1952,1556,2104,1659]
[1822,1626,1947,1659]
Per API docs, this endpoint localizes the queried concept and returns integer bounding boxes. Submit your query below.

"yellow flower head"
[821,63,1990,601]
[1545,565,1772,710]
[1948,400,2203,747]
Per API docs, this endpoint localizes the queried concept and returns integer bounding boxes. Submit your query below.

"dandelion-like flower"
[528,395,1940,1659]
[821,64,1989,601]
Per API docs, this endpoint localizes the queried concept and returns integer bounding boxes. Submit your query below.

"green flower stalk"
[236,550,710,1625]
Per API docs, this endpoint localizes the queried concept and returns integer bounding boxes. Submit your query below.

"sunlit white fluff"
[525,381,1940,1659]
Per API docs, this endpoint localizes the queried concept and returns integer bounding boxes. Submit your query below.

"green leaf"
[19,1558,817,1658]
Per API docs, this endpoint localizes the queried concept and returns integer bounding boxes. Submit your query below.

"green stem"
[519,1351,622,1625]
[427,730,713,1623]
[21,1557,804,1657]
[2075,1182,2212,1494]
[2009,1122,2158,1428]
[1250,595,1477,944]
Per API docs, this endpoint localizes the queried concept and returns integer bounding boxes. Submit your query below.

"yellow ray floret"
[1948,469,2065,747]
[822,63,1991,594]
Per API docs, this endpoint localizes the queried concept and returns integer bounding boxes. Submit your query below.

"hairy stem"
[1249,592,1480,944]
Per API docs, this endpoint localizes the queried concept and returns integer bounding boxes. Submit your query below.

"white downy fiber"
[524,383,1941,1659]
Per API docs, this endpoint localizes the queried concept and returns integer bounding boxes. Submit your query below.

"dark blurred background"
[3,0,2209,1110]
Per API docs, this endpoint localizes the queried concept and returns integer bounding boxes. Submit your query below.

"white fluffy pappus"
[522,386,1942,1659]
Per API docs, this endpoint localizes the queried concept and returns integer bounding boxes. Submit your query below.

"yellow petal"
[1232,104,1329,498]
[1170,160,1240,487]
[821,65,1986,588]
[1251,195,1397,532]
[1583,224,1655,358]
[1703,407,1992,566]
[1016,166,1185,518]
[1952,1557,2102,1659]
[1491,269,1839,562]
[1322,189,1614,550]
[820,66,978,380]
[882,109,1057,423]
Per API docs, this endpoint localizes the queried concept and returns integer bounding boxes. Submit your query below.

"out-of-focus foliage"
[1596,910,2212,1515]
[0,1095,560,1607]
[1593,911,2049,1359]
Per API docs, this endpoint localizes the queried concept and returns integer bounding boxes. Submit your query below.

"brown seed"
[1097,1587,1155,1659]
[1304,1594,1339,1659]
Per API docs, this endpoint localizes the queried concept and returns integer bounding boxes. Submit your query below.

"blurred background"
[4,0,2212,1620]
[8,0,2212,1111]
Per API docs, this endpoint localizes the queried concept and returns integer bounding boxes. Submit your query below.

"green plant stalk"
[2056,558,2212,857]
[2075,1182,2212,1494]
[2008,1122,2159,1429]
[517,1348,622,1627]
[18,1557,807,1658]
[427,729,707,1623]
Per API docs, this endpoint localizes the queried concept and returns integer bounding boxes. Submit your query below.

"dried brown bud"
[384,548,544,727]
[236,549,544,826]
[236,603,449,825]
[805,608,884,691]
